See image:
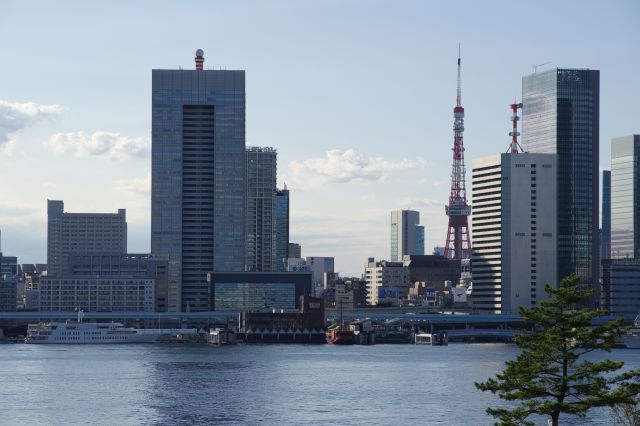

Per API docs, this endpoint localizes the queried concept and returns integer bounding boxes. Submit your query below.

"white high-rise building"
[471,153,557,313]
[364,258,410,306]
[390,210,420,261]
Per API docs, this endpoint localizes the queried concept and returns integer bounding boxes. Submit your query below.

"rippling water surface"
[0,344,637,425]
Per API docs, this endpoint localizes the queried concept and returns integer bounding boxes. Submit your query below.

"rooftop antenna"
[195,49,205,70]
[507,101,524,153]
[532,62,550,73]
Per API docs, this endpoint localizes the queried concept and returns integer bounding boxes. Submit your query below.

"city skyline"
[1,1,639,276]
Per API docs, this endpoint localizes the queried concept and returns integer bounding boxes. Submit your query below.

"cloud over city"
[49,131,150,160]
[285,149,430,189]
[0,99,61,151]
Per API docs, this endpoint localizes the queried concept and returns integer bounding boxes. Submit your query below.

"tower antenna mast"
[444,45,472,260]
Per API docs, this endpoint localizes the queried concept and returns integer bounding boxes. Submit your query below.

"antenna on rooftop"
[195,49,205,70]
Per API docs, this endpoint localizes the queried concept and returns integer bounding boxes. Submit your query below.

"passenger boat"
[326,324,355,345]
[621,314,640,349]
[25,310,197,344]
[415,332,448,346]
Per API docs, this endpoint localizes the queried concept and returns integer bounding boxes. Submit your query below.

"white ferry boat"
[25,311,198,344]
[621,314,640,349]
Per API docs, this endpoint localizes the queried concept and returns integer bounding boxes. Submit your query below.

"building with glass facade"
[415,225,425,255]
[601,259,640,322]
[208,271,312,311]
[602,170,611,260]
[522,68,600,305]
[610,135,640,259]
[151,53,246,312]
[245,147,277,272]
[275,187,290,272]
[390,210,420,262]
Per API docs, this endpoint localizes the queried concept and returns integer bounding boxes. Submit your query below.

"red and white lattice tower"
[508,101,524,153]
[443,47,472,260]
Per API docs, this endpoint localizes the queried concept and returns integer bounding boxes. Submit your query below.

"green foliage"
[611,397,640,426]
[475,274,640,426]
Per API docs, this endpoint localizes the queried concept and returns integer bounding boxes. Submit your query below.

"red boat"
[326,325,355,345]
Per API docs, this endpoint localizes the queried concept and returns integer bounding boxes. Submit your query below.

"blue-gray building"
[611,135,640,260]
[151,50,246,312]
[602,259,640,321]
[522,68,600,305]
[275,187,290,271]
[207,271,312,311]
[246,147,277,272]
[415,225,425,256]
[601,170,611,260]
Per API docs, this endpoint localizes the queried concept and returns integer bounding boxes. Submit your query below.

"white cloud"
[285,149,429,189]
[0,100,61,152]
[116,172,150,197]
[49,131,149,160]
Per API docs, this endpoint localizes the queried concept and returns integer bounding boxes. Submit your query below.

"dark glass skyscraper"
[602,170,611,260]
[275,187,290,272]
[522,68,600,304]
[611,135,640,259]
[151,51,246,312]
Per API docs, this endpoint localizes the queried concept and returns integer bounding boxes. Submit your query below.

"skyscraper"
[601,170,611,260]
[522,68,600,304]
[151,50,246,312]
[47,200,127,276]
[611,135,640,259]
[471,153,558,313]
[275,187,290,272]
[246,147,277,272]
[415,225,425,256]
[390,210,420,261]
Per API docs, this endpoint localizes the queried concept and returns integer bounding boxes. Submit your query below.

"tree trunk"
[551,412,559,426]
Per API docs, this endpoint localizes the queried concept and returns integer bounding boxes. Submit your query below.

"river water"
[0,343,637,425]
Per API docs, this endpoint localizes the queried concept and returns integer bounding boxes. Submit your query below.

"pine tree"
[475,274,640,426]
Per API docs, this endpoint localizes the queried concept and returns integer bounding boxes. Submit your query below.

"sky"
[0,0,638,276]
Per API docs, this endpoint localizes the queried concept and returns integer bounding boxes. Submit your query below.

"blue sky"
[0,0,638,276]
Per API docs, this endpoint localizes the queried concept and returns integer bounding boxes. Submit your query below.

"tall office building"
[522,68,600,304]
[245,147,277,272]
[151,50,246,312]
[47,200,127,276]
[471,153,557,313]
[275,187,290,272]
[611,135,640,259]
[415,225,425,255]
[601,170,611,260]
[390,210,420,261]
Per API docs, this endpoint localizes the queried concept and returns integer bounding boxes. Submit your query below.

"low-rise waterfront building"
[39,277,155,312]
[208,271,313,311]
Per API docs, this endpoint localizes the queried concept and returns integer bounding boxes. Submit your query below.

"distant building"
[288,243,301,259]
[239,296,325,331]
[1,255,18,278]
[522,68,600,305]
[0,266,17,311]
[390,210,420,261]
[402,255,461,292]
[611,135,640,259]
[471,153,557,314]
[47,200,127,277]
[246,147,277,272]
[151,51,246,312]
[275,187,290,272]
[415,225,425,256]
[208,271,313,311]
[433,246,445,256]
[364,258,410,306]
[601,170,611,260]
[39,277,154,312]
[306,257,335,286]
[66,253,169,312]
[602,259,640,322]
